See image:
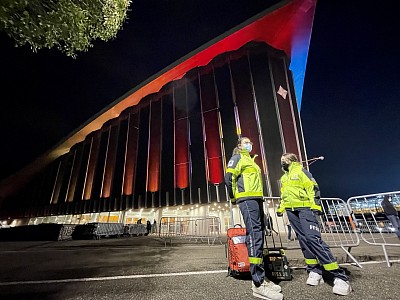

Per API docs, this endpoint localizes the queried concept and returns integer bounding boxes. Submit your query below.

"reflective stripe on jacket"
[278,162,320,212]
[224,150,263,203]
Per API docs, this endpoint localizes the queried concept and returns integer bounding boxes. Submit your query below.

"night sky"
[0,0,399,200]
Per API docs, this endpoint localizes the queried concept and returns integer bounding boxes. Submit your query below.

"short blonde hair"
[281,153,298,164]
[237,136,250,146]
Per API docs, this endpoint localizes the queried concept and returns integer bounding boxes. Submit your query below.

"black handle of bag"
[234,224,243,228]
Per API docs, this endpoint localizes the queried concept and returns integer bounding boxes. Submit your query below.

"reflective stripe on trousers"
[238,198,265,285]
[287,208,348,281]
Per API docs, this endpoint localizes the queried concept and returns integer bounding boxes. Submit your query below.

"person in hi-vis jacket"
[277,153,352,296]
[225,136,283,300]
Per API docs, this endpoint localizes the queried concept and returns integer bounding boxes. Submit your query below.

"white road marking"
[1,259,399,287]
[0,270,227,286]
[341,259,400,266]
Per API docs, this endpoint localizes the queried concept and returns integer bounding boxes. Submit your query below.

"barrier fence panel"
[318,198,359,249]
[347,191,400,267]
[57,224,76,240]
[260,197,361,267]
[158,217,222,246]
[124,224,147,236]
[93,222,124,237]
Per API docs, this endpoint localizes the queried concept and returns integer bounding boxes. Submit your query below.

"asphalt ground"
[0,236,399,299]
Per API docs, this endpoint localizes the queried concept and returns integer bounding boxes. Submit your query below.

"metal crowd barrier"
[260,197,361,267]
[347,191,400,267]
[57,224,76,241]
[93,222,124,238]
[73,222,124,239]
[158,217,222,247]
[124,224,147,236]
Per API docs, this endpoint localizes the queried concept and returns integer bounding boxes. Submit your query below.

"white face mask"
[242,143,252,153]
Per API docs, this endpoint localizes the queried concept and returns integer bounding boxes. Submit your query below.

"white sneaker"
[252,281,283,300]
[252,280,282,293]
[306,271,324,286]
[333,278,352,296]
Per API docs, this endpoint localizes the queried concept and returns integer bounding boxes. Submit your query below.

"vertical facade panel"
[213,59,237,160]
[199,67,226,203]
[203,111,224,183]
[200,70,224,185]
[74,140,92,210]
[270,55,301,157]
[160,91,174,207]
[59,153,75,205]
[174,80,190,205]
[66,146,83,202]
[213,58,237,202]
[49,157,63,205]
[83,135,99,201]
[33,160,59,216]
[134,103,150,209]
[248,49,284,196]
[101,124,120,199]
[51,154,73,205]
[174,119,189,202]
[122,111,139,206]
[187,73,207,205]
[147,98,162,208]
[112,118,128,210]
[91,130,109,212]
[230,54,263,167]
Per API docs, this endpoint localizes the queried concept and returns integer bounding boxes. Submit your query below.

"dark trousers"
[238,198,265,285]
[387,214,400,238]
[287,208,348,281]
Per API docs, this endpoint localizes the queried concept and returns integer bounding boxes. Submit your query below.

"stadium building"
[0,0,317,232]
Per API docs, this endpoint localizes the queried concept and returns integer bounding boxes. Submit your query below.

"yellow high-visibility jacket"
[278,162,321,213]
[224,150,263,203]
